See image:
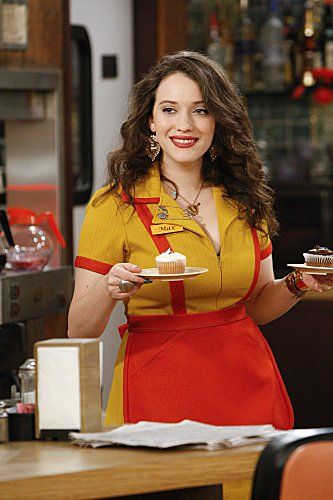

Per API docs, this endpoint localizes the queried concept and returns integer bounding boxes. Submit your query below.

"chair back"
[280,440,333,500]
[251,428,333,500]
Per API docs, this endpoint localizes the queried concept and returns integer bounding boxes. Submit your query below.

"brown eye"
[162,107,176,113]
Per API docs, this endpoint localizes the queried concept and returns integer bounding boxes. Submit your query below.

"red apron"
[121,306,293,429]
[117,201,294,430]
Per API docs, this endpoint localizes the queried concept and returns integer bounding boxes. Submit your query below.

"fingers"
[302,272,333,293]
[316,277,333,292]
[109,263,144,284]
[107,263,145,299]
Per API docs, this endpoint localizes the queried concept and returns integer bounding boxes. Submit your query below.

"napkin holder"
[34,338,101,439]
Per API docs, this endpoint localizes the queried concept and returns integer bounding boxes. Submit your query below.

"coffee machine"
[0,68,74,399]
[0,266,73,399]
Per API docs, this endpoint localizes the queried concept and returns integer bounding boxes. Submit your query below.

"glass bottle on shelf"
[233,0,255,91]
[299,0,316,87]
[320,0,333,68]
[259,0,287,91]
[207,11,225,66]
[219,0,234,77]
[283,3,298,86]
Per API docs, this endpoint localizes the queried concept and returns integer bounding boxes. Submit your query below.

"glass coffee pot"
[5,207,66,271]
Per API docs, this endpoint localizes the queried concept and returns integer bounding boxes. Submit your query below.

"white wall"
[70,0,134,408]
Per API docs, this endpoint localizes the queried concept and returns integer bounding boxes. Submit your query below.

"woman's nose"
[176,112,194,132]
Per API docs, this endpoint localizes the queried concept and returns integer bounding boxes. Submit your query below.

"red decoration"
[312,86,333,105]
[292,68,333,105]
[292,85,306,99]
[312,68,333,85]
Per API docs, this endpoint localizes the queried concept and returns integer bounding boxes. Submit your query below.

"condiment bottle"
[18,359,36,404]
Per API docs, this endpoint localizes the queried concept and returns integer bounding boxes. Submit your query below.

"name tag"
[151,224,184,235]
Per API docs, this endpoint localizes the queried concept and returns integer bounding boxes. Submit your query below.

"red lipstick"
[169,136,198,148]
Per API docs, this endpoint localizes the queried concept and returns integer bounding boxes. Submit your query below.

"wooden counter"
[0,440,262,499]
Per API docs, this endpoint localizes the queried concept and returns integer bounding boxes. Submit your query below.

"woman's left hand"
[301,272,333,293]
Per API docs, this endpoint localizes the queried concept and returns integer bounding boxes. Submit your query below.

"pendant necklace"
[170,181,204,218]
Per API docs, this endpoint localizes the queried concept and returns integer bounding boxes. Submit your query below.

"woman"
[68,51,333,429]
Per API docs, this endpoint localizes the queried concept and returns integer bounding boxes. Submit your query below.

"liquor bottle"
[320,0,333,68]
[233,0,255,90]
[310,0,324,69]
[283,4,297,86]
[259,0,286,90]
[299,0,316,87]
[207,11,225,67]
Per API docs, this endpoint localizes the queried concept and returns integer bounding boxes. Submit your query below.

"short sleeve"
[257,222,273,260]
[74,188,127,274]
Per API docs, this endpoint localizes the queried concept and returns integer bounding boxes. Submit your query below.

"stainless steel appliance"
[0,67,73,396]
[0,67,70,266]
[0,267,73,399]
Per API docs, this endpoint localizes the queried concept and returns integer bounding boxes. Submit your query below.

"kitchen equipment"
[0,67,72,268]
[0,210,15,246]
[0,267,73,400]
[0,246,6,272]
[0,370,20,404]
[0,210,15,272]
[0,67,73,406]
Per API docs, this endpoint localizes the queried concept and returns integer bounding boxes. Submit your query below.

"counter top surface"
[0,440,262,499]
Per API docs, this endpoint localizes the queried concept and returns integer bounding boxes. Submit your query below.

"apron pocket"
[127,330,184,378]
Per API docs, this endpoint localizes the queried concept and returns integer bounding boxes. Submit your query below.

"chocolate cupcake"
[303,245,333,268]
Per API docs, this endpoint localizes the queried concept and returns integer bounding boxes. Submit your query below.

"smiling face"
[149,72,216,170]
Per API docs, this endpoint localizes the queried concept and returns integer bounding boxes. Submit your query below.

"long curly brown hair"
[104,50,278,236]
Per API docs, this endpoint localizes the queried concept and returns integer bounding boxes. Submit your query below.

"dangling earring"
[148,134,161,161]
[209,144,219,161]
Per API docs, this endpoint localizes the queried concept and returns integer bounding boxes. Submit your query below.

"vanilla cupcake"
[303,245,333,268]
[155,248,187,274]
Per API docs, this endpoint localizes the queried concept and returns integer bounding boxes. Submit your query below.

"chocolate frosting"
[307,245,333,255]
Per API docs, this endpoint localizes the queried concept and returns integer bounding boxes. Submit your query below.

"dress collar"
[121,163,241,238]
[121,163,161,203]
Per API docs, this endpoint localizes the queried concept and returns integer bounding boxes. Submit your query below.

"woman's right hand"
[107,263,145,300]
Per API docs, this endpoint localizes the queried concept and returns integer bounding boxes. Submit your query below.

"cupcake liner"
[156,260,186,274]
[303,253,333,268]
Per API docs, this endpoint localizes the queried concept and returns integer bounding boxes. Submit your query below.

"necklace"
[169,181,204,218]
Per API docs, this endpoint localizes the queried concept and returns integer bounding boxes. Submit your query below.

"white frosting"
[155,248,186,262]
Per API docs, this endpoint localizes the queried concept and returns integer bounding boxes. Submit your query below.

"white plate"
[287,263,333,275]
[136,267,208,281]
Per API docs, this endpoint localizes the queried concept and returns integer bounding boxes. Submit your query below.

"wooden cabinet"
[0,0,73,264]
[134,0,187,80]
[0,0,69,69]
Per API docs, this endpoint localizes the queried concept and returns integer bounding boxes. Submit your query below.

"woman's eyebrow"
[158,100,205,105]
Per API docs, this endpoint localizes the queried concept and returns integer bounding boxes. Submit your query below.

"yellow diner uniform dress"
[75,164,294,429]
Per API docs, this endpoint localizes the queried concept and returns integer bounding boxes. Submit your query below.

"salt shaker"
[18,359,36,404]
[0,400,9,443]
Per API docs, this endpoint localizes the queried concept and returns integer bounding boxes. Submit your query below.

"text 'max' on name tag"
[151,224,184,235]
